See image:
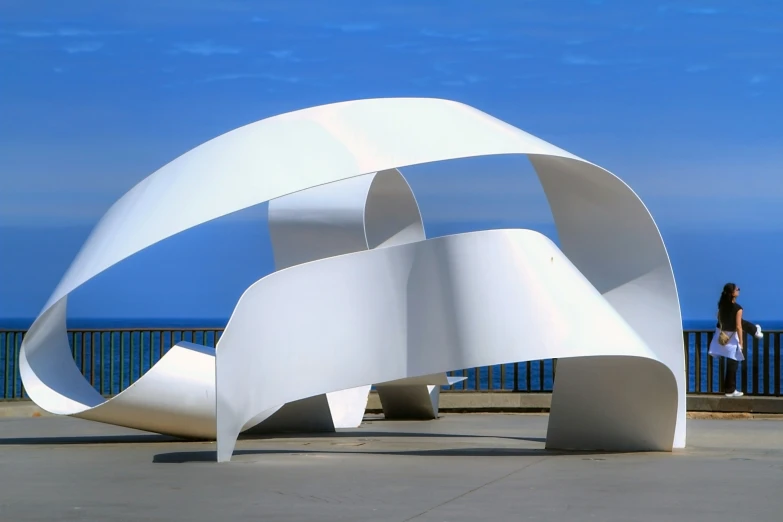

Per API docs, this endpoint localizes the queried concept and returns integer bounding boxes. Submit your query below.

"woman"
[708,283,763,397]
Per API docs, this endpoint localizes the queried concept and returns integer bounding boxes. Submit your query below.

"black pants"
[724,358,739,393]
[742,320,758,337]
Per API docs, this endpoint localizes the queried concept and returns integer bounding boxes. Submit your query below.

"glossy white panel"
[215,229,677,461]
[18,98,683,460]
[268,168,444,427]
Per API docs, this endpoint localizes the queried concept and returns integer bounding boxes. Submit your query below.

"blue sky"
[1,0,782,325]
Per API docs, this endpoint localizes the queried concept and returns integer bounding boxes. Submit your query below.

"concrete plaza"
[0,413,781,521]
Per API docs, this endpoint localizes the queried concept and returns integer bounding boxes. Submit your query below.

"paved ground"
[0,414,781,521]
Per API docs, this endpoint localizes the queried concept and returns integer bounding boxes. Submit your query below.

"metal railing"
[685,330,782,395]
[1,328,781,400]
[1,328,223,400]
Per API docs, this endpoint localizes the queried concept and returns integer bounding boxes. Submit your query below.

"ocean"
[1,318,782,399]
[3,318,782,331]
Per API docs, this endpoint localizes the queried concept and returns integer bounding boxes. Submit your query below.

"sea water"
[2,319,782,398]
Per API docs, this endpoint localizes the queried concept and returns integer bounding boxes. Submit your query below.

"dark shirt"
[718,302,743,331]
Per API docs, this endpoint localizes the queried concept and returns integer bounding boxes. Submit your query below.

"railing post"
[4,332,10,400]
[693,332,701,393]
[752,334,760,395]
[99,332,105,395]
[706,330,715,393]
[81,331,86,377]
[683,331,690,393]
[12,332,18,398]
[538,360,544,391]
[90,332,96,390]
[119,332,125,393]
[775,333,781,397]
[763,332,771,395]
[150,331,156,373]
[740,333,748,394]
[109,332,115,396]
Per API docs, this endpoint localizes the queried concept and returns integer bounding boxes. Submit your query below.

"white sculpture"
[18,98,685,463]
[267,168,465,425]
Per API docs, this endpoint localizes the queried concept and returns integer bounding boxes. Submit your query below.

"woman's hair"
[718,282,736,310]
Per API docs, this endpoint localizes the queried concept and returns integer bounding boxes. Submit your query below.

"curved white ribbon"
[19,98,684,459]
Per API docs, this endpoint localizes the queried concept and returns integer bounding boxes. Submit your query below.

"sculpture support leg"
[545,356,678,452]
[532,155,686,449]
[375,384,439,420]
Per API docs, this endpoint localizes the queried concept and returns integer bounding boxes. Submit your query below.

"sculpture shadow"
[0,430,543,447]
[0,433,180,445]
[153,446,623,464]
[239,430,546,444]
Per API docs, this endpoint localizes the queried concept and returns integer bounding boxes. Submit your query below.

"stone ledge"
[686,394,783,414]
[0,401,52,418]
[367,391,783,415]
[2,392,782,420]
[366,391,551,412]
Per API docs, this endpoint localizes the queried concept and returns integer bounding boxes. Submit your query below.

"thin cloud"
[409,76,432,87]
[253,73,300,83]
[562,54,606,66]
[686,7,720,15]
[14,30,53,38]
[433,61,459,75]
[658,5,722,15]
[10,28,127,38]
[385,42,438,55]
[686,64,713,73]
[420,29,486,43]
[325,23,378,33]
[504,53,530,60]
[198,73,300,84]
[251,17,268,23]
[268,50,300,62]
[749,74,767,84]
[386,42,417,50]
[171,41,241,56]
[441,75,483,87]
[549,78,592,86]
[59,28,120,36]
[63,41,103,54]
[199,73,261,83]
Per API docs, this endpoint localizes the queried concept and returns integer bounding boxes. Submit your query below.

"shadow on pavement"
[0,433,182,445]
[152,443,634,464]
[0,429,545,446]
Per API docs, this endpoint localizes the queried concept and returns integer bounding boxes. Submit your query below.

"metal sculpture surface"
[18,98,684,463]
